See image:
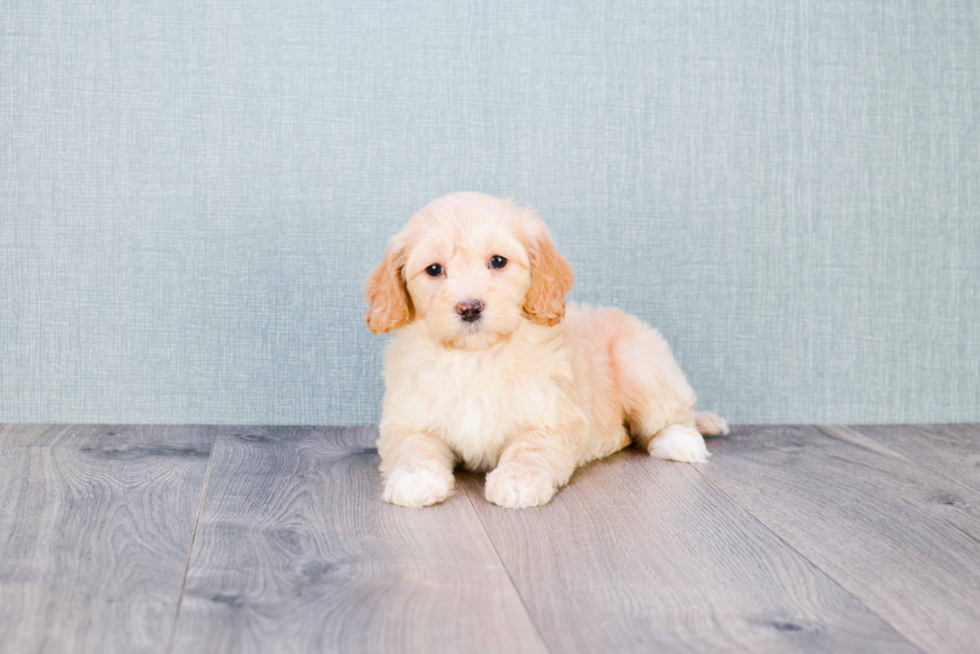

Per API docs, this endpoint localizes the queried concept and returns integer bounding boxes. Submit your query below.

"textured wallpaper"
[1,0,978,425]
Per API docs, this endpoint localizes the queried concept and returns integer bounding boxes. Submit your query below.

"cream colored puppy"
[365,192,728,509]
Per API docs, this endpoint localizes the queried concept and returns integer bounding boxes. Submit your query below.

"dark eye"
[425,264,444,277]
[489,255,507,269]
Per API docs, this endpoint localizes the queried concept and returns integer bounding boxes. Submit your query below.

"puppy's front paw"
[383,466,454,508]
[647,425,710,463]
[485,464,555,509]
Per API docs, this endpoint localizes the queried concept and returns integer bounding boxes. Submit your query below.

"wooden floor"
[2,425,979,653]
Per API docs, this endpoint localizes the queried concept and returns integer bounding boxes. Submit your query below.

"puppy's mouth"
[457,313,490,336]
[441,312,509,350]
[457,318,485,334]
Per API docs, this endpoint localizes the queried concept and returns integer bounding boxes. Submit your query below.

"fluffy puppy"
[365,192,727,509]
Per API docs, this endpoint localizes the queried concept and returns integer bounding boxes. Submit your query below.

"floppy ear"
[365,238,414,334]
[523,219,574,327]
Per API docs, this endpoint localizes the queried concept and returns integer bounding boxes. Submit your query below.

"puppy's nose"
[456,299,484,322]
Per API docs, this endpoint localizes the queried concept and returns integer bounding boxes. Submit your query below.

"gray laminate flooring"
[1,424,978,653]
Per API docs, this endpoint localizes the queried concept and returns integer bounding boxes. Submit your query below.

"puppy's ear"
[365,237,414,334]
[523,218,574,326]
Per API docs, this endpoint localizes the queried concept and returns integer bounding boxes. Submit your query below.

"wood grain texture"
[0,424,214,654]
[695,425,980,654]
[171,426,546,654]
[830,424,980,497]
[460,448,919,654]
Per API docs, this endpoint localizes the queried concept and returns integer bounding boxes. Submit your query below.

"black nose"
[456,299,484,322]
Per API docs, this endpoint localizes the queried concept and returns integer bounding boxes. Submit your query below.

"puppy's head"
[365,192,574,349]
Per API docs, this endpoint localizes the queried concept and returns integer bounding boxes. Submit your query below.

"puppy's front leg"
[378,430,456,508]
[485,429,577,509]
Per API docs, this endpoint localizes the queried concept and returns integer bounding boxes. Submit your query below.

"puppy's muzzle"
[455,299,484,322]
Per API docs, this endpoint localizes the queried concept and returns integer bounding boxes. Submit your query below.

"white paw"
[383,466,454,508]
[647,425,710,463]
[485,464,555,508]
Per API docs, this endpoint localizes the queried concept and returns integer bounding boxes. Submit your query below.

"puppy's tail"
[695,412,730,436]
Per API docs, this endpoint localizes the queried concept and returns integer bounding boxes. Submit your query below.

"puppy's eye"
[425,264,444,277]
[489,255,507,269]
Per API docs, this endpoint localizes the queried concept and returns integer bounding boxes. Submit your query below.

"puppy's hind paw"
[647,425,710,463]
[383,466,455,508]
[695,411,730,436]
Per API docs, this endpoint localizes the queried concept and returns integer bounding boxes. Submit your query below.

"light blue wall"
[1,0,978,425]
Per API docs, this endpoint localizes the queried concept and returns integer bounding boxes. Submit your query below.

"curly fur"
[366,192,727,508]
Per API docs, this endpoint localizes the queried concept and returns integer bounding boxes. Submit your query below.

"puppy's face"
[401,213,530,350]
[365,193,574,350]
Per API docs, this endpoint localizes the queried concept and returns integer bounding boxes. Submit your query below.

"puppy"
[365,192,728,509]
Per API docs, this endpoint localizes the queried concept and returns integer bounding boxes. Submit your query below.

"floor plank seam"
[813,425,911,462]
[688,463,929,654]
[814,425,980,501]
[460,479,553,654]
[166,425,220,654]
